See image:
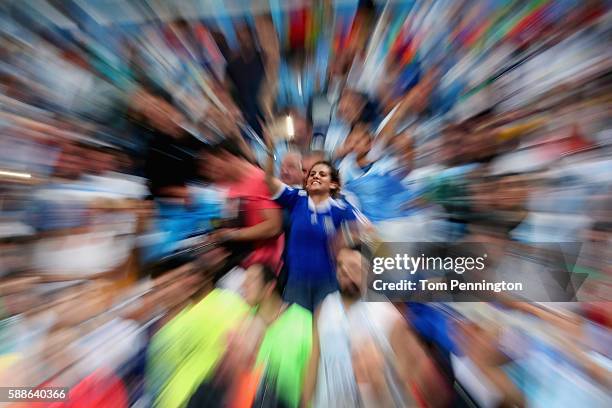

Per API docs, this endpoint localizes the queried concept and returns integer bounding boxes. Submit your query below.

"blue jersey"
[273,184,358,283]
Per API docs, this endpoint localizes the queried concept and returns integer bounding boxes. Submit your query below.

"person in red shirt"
[201,140,284,270]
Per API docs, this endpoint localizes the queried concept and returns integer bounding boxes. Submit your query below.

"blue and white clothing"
[338,153,417,223]
[324,120,351,158]
[337,152,398,185]
[273,183,359,311]
[139,186,223,264]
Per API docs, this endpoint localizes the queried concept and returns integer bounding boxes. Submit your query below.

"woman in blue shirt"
[264,137,361,311]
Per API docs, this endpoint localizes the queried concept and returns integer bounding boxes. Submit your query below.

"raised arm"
[263,125,283,196]
[234,131,257,164]
[255,15,280,124]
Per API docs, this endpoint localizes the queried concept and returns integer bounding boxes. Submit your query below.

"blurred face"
[392,134,414,167]
[444,129,470,164]
[471,180,496,212]
[146,97,184,136]
[306,163,337,196]
[236,25,254,50]
[88,150,116,174]
[456,130,473,161]
[55,143,84,179]
[337,248,363,297]
[280,153,303,186]
[116,152,133,172]
[496,176,528,210]
[291,115,310,146]
[338,91,366,124]
[352,129,372,160]
[242,265,272,307]
[200,151,234,182]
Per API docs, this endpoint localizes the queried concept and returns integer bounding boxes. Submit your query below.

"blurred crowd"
[1,0,611,407]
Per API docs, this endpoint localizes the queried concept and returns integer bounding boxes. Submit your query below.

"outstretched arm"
[231,208,282,241]
[263,125,283,196]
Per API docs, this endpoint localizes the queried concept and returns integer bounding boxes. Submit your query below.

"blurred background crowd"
[0,0,611,407]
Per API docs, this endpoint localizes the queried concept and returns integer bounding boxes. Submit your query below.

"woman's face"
[306,163,336,196]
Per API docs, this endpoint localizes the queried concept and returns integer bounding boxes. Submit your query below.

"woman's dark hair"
[307,160,341,198]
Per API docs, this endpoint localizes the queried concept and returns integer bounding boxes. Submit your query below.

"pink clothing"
[227,166,284,270]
